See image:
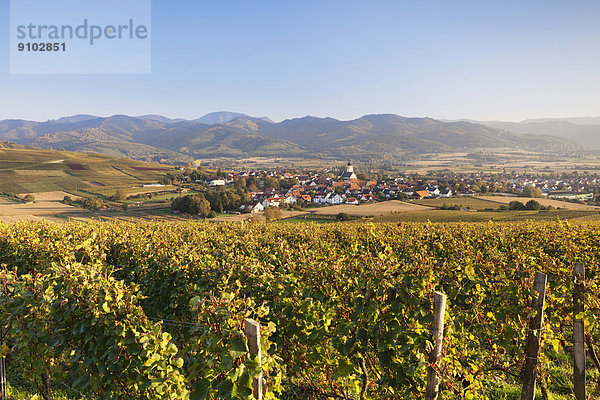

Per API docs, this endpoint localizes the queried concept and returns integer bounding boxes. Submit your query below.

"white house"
[427,187,441,197]
[262,196,286,208]
[239,202,264,213]
[313,193,328,204]
[207,179,226,186]
[284,194,298,204]
[439,189,453,198]
[326,193,345,205]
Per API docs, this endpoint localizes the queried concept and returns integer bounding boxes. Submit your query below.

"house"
[459,189,477,197]
[411,190,429,199]
[439,189,453,198]
[427,187,441,197]
[348,183,361,191]
[313,192,328,204]
[206,178,226,186]
[262,196,286,208]
[326,193,345,205]
[239,201,264,213]
[360,194,377,202]
[296,175,310,184]
[284,194,298,204]
[346,197,359,205]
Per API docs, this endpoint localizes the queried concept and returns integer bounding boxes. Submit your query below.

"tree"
[235,178,247,191]
[265,207,282,221]
[397,192,408,201]
[508,201,526,210]
[188,195,211,216]
[171,194,211,216]
[63,195,72,204]
[264,176,280,190]
[112,189,128,201]
[82,197,105,210]
[205,189,243,213]
[525,200,542,210]
[280,178,298,190]
[336,212,351,221]
[521,186,542,198]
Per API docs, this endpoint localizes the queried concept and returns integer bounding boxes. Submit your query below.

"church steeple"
[340,161,357,181]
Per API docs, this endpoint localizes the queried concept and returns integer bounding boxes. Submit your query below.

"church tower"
[340,162,357,180]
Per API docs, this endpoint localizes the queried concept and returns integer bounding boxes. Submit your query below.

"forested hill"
[0,112,580,163]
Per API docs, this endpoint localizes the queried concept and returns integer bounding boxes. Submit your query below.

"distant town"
[161,162,600,216]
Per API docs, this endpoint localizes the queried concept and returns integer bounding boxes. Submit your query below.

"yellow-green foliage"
[0,220,598,399]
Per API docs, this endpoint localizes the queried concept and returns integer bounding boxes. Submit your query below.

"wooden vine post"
[244,319,263,400]
[520,271,547,400]
[573,263,586,400]
[0,356,5,400]
[425,292,447,400]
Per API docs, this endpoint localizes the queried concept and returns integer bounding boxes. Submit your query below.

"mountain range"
[444,117,600,150]
[0,112,584,163]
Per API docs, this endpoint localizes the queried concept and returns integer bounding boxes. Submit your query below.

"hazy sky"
[1,0,599,122]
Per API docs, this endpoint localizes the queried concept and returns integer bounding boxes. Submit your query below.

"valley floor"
[1,195,599,224]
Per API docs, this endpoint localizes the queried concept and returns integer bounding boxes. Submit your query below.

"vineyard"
[0,220,598,399]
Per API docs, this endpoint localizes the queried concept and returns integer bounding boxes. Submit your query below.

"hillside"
[0,142,174,195]
[0,113,581,163]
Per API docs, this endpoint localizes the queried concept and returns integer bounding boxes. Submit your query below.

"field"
[414,196,509,210]
[393,149,600,175]
[310,200,433,216]
[478,195,600,210]
[372,209,600,223]
[0,220,598,399]
[415,196,600,211]
[0,193,90,223]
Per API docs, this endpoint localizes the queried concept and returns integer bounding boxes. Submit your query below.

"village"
[185,162,600,214]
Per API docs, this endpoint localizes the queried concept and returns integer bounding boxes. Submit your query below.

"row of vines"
[0,220,598,399]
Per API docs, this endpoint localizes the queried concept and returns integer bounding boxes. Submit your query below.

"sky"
[0,0,599,122]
